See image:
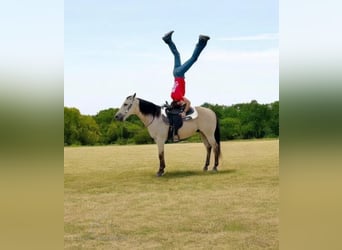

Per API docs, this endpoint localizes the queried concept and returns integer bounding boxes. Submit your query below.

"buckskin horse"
[114,93,221,176]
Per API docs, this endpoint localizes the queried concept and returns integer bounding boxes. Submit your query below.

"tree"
[64,99,279,146]
[220,117,241,140]
[269,101,279,136]
[64,107,101,145]
[133,129,154,144]
[79,115,100,145]
[94,108,117,127]
[64,107,82,145]
[105,122,120,144]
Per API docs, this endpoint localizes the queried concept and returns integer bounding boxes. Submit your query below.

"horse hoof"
[212,167,218,172]
[156,171,164,177]
[203,167,208,171]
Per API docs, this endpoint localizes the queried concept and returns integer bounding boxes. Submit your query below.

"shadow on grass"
[161,169,237,179]
[64,169,238,194]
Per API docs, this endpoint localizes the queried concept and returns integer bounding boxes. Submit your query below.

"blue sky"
[65,0,278,115]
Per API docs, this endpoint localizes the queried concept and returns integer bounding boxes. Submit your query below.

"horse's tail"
[214,116,221,157]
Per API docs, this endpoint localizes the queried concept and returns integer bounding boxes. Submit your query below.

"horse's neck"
[131,100,149,125]
[134,99,161,126]
[135,110,154,127]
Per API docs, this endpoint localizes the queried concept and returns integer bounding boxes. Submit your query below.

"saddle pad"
[183,107,198,120]
[161,106,198,121]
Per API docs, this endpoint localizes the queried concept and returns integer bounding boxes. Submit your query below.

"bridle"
[124,99,154,127]
[125,102,133,114]
[146,116,155,128]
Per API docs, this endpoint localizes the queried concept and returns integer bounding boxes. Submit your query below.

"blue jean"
[166,40,208,77]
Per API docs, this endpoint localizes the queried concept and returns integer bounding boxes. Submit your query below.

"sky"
[64,0,278,115]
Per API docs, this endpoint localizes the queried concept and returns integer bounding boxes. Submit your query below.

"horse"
[114,93,221,177]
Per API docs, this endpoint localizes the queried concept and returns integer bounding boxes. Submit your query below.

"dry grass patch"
[65,139,279,249]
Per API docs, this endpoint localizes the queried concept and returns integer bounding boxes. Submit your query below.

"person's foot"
[173,135,180,142]
[199,34,210,43]
[162,30,174,43]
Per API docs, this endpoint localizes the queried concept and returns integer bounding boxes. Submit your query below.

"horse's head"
[114,93,137,121]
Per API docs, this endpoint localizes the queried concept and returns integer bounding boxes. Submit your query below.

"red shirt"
[171,77,185,101]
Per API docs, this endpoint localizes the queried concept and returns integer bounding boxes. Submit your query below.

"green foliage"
[183,133,202,143]
[94,108,117,144]
[202,100,279,140]
[133,129,154,144]
[220,117,241,140]
[64,100,279,146]
[269,101,279,136]
[105,122,120,144]
[64,107,82,145]
[94,108,117,124]
[79,115,100,145]
[64,107,100,145]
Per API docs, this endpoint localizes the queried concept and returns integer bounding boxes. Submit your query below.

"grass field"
[64,139,279,249]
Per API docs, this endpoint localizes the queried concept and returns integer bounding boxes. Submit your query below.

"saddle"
[161,101,198,121]
[161,101,198,142]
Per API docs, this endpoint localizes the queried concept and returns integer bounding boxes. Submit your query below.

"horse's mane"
[138,98,161,118]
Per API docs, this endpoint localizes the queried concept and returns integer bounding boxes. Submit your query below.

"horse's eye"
[123,104,128,106]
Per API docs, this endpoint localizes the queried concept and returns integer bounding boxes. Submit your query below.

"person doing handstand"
[162,30,210,141]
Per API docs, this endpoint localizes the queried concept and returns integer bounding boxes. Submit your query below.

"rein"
[146,115,155,127]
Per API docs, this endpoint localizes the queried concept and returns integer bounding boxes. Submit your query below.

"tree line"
[64,100,279,146]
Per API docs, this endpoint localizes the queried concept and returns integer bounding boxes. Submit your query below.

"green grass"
[64,139,279,249]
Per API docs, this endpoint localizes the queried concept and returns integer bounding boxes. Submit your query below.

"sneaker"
[199,34,210,42]
[162,30,174,43]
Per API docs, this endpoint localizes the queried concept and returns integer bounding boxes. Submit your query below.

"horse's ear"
[133,93,136,99]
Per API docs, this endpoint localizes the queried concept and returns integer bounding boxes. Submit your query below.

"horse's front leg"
[156,140,165,177]
[199,132,211,171]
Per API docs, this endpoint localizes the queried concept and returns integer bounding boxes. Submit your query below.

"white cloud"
[217,33,278,41]
[204,48,279,64]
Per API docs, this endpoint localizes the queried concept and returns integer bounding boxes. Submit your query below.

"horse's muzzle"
[114,113,124,121]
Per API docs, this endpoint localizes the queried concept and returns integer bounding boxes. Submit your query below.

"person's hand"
[180,112,186,118]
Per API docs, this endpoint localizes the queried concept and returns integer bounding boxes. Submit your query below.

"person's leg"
[163,31,182,76]
[167,40,182,76]
[174,35,210,77]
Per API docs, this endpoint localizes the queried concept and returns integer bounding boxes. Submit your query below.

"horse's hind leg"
[213,143,220,171]
[199,132,211,171]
